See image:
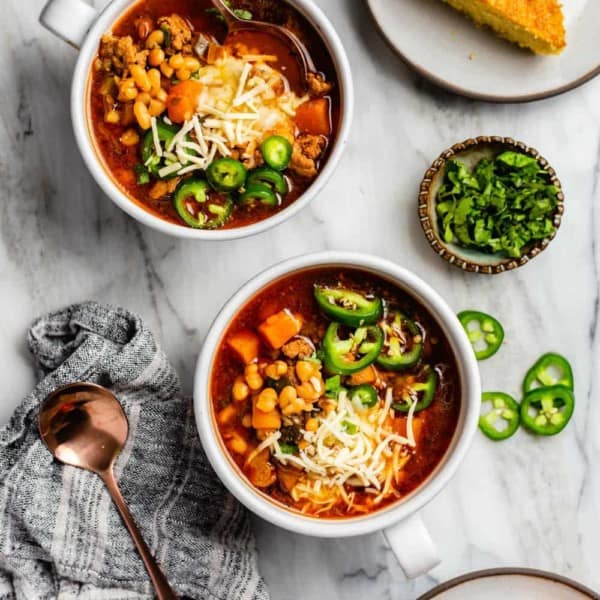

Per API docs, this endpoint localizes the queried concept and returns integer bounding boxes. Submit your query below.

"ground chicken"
[281,337,314,359]
[242,147,265,170]
[149,180,168,200]
[98,34,147,74]
[157,14,193,55]
[307,72,333,96]
[289,134,326,178]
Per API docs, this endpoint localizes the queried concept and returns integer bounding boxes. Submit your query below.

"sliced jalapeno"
[523,352,573,394]
[349,384,378,408]
[520,385,574,436]
[377,312,423,370]
[247,166,288,195]
[392,368,437,414]
[458,310,504,361]
[207,158,247,192]
[238,183,278,206]
[141,119,192,179]
[261,135,293,171]
[479,392,520,441]
[322,323,383,375]
[173,178,232,229]
[314,286,383,327]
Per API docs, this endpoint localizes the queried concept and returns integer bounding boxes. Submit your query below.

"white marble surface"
[2,1,600,598]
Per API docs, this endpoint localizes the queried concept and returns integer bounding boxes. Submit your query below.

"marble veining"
[1,1,599,598]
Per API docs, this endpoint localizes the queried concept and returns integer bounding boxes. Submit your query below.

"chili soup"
[211,268,461,518]
[88,0,339,230]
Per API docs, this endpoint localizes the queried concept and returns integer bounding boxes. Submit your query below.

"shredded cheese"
[150,117,162,158]
[246,431,282,466]
[234,61,253,102]
[260,387,416,512]
[406,394,418,448]
[241,54,278,62]
[150,51,309,176]
[157,162,182,178]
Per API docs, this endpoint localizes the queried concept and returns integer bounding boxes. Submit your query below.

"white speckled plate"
[418,569,599,600]
[365,0,600,102]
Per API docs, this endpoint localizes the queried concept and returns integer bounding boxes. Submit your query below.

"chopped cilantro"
[435,151,558,258]
[325,375,346,399]
[160,24,171,48]
[206,1,253,22]
[279,442,298,455]
[134,163,150,185]
[342,420,358,435]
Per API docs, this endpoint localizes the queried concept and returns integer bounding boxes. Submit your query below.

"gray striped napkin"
[0,302,269,600]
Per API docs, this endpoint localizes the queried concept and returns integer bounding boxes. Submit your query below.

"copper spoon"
[38,382,177,600]
[209,0,315,90]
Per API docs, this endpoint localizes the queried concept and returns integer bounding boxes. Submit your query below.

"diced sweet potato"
[206,43,226,64]
[258,309,303,350]
[167,95,194,123]
[295,98,331,135]
[166,80,203,123]
[252,396,282,429]
[169,80,203,100]
[349,365,378,386]
[227,329,260,364]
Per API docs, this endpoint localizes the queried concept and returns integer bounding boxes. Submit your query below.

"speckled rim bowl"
[417,568,599,599]
[193,251,481,578]
[418,136,564,274]
[40,0,354,240]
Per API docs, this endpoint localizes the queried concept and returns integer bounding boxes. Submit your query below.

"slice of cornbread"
[442,0,566,54]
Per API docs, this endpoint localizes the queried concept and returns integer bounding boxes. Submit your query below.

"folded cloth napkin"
[0,302,270,600]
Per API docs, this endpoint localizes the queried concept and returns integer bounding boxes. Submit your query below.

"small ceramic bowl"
[418,136,564,274]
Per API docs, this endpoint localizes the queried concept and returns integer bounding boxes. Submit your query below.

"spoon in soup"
[38,382,178,600]
[208,0,315,90]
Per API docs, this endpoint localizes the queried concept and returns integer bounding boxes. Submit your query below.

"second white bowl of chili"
[194,251,481,578]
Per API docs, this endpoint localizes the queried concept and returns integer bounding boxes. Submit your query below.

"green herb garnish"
[279,442,298,454]
[324,375,346,399]
[435,151,558,258]
[206,1,253,22]
[342,420,358,435]
[134,163,150,185]
[160,24,171,48]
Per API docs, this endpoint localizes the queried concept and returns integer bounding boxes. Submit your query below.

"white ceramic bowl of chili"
[39,0,353,240]
[193,251,481,579]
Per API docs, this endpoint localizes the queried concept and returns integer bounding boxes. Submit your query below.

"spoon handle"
[101,471,178,600]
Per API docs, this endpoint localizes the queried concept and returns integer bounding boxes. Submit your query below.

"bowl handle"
[39,0,98,49]
[383,513,440,578]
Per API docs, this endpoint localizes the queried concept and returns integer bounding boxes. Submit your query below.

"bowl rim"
[70,0,354,241]
[193,251,481,537]
[418,136,565,275]
[416,567,599,599]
